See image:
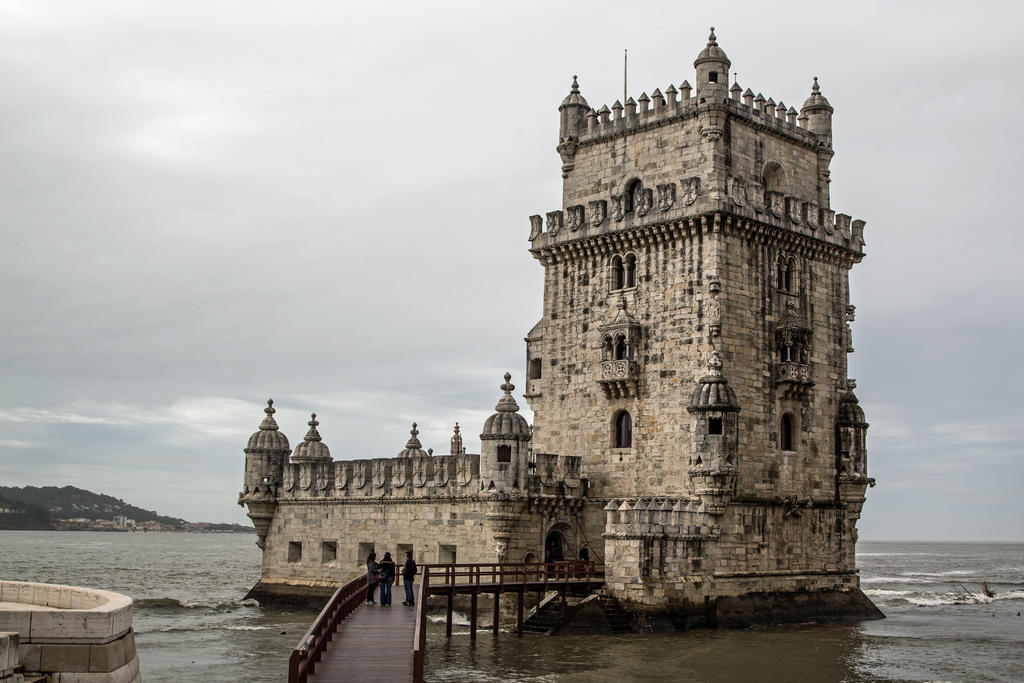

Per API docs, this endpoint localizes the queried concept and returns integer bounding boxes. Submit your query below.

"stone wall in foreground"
[0,581,140,683]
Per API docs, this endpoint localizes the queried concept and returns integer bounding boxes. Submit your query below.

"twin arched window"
[776,255,797,292]
[611,253,637,290]
[602,333,634,361]
[614,410,632,448]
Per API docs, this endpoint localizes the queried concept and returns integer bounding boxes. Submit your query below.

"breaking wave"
[135,597,259,611]
[865,588,1024,607]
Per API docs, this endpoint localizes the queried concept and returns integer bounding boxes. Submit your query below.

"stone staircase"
[522,589,635,635]
[595,590,634,633]
[522,591,564,634]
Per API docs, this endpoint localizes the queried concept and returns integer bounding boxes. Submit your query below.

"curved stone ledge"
[0,581,138,682]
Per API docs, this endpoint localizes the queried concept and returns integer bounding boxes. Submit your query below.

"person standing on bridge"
[366,552,378,605]
[378,552,396,606]
[401,551,417,606]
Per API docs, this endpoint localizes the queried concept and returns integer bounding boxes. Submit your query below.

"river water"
[1,531,1022,681]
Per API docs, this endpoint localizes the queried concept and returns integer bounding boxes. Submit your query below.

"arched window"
[624,253,637,288]
[777,256,790,292]
[614,410,632,448]
[623,185,635,213]
[611,255,624,290]
[780,413,795,451]
[602,335,613,360]
[786,257,796,292]
[762,161,787,194]
[613,334,627,360]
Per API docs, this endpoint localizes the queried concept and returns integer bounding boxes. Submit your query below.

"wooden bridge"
[288,561,601,683]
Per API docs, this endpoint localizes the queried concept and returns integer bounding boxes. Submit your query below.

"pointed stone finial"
[259,398,280,430]
[404,422,423,450]
[303,413,323,442]
[812,76,820,94]
[495,372,520,413]
[570,75,580,94]
[450,422,464,455]
[708,27,717,46]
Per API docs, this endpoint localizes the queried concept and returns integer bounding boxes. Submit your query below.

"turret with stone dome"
[479,372,532,493]
[291,413,332,463]
[239,399,290,549]
[694,27,731,101]
[397,423,429,458]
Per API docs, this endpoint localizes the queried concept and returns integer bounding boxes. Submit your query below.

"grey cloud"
[1,1,1021,538]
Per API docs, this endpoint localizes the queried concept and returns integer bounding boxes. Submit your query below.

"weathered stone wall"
[602,499,856,608]
[257,497,605,588]
[0,581,140,683]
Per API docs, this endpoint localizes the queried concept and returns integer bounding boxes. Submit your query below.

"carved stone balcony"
[599,359,638,398]
[775,361,813,400]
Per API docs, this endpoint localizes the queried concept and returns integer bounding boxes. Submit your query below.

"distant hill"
[0,492,51,530]
[0,485,250,531]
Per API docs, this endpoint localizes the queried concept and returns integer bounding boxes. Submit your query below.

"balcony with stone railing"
[775,361,813,400]
[599,359,639,398]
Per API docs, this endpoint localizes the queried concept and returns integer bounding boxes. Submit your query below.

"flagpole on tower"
[623,49,628,105]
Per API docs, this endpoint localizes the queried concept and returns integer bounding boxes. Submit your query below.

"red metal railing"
[288,574,368,683]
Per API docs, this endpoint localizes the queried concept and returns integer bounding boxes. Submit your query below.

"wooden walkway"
[289,562,601,683]
[307,598,415,683]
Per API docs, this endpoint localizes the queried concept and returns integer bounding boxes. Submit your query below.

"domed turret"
[397,422,429,458]
[240,399,291,550]
[687,353,740,515]
[291,413,332,462]
[837,387,867,426]
[800,77,834,138]
[693,27,731,101]
[688,352,739,412]
[559,75,590,142]
[246,398,290,452]
[836,380,869,480]
[480,372,531,493]
[482,373,531,437]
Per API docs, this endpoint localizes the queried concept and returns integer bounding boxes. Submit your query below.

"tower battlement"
[539,29,858,259]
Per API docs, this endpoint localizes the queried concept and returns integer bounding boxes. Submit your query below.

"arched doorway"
[544,523,576,563]
[545,530,565,562]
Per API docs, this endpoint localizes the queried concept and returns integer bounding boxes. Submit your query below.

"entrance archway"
[544,523,576,563]
[545,531,564,562]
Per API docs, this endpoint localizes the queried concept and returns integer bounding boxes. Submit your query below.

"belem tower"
[239,30,882,625]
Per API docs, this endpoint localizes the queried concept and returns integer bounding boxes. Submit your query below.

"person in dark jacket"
[365,552,378,605]
[401,551,418,606]
[378,552,396,606]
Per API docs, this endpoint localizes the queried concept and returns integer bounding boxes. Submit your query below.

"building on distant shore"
[239,29,880,625]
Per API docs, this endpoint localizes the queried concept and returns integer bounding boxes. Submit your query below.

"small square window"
[357,542,375,565]
[497,445,512,462]
[708,417,723,435]
[709,72,718,83]
[321,541,337,564]
[288,541,302,563]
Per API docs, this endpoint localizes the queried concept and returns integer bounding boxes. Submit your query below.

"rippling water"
[1,532,1022,681]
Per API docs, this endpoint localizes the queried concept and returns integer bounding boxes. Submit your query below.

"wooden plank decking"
[308,597,416,683]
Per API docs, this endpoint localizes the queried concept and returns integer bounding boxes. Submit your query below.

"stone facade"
[240,29,879,624]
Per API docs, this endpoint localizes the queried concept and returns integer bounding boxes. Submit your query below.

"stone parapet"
[0,581,139,683]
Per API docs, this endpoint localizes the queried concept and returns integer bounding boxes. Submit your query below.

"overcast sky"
[1,1,1021,541]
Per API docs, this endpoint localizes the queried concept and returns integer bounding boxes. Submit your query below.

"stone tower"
[526,29,878,619]
[238,399,290,549]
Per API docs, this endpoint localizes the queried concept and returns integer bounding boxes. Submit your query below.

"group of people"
[365,550,418,607]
